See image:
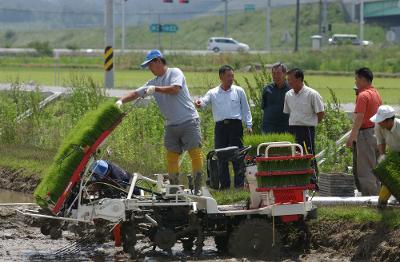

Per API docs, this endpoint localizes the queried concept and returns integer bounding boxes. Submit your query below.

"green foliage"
[316,87,352,172]
[243,133,296,156]
[241,63,272,134]
[27,41,53,56]
[34,101,124,208]
[374,151,400,200]
[64,74,107,122]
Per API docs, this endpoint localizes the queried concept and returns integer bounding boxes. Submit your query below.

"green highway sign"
[244,4,255,12]
[150,24,179,33]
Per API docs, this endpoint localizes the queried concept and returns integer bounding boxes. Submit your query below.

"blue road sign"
[150,24,178,33]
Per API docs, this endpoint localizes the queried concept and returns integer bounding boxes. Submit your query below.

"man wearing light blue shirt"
[196,65,252,189]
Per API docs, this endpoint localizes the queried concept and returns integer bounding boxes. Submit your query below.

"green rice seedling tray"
[256,171,313,188]
[34,101,124,209]
[373,151,400,200]
[243,133,295,156]
[256,155,313,172]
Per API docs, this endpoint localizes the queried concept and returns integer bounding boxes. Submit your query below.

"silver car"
[207,37,250,52]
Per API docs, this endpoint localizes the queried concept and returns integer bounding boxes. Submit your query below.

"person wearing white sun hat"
[370,105,400,208]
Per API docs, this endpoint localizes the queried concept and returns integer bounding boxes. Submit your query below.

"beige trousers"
[356,128,380,196]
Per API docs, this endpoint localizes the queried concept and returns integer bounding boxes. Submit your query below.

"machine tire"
[122,222,137,257]
[228,219,280,259]
[182,237,194,252]
[215,235,229,253]
[40,224,51,236]
[49,227,62,239]
[213,47,220,53]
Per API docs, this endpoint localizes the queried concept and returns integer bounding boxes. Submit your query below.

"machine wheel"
[122,222,137,257]
[154,228,176,251]
[228,219,280,259]
[212,47,220,53]
[40,224,51,236]
[49,227,62,239]
[214,235,229,253]
[182,237,194,252]
[280,220,311,251]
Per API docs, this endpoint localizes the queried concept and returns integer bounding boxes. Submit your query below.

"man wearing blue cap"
[116,50,203,194]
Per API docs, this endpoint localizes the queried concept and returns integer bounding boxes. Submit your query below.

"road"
[0,47,269,56]
[2,83,400,114]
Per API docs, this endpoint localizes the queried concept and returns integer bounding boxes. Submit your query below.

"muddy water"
[0,189,34,203]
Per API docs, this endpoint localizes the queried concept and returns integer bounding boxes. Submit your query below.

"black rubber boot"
[194,172,202,195]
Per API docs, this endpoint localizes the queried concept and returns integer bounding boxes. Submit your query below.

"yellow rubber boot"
[188,148,203,194]
[378,185,391,209]
[166,150,180,184]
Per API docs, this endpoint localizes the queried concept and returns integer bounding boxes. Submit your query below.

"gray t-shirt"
[137,68,199,126]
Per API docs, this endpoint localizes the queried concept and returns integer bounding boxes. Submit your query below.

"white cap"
[370,105,396,123]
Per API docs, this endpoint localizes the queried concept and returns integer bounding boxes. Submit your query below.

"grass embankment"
[0,144,54,177]
[0,2,386,51]
[1,68,399,104]
[318,206,400,229]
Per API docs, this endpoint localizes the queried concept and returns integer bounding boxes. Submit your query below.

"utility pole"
[294,0,300,52]
[351,0,356,22]
[265,0,271,51]
[121,0,126,53]
[322,0,328,44]
[359,0,364,46]
[158,13,161,49]
[223,0,228,37]
[104,0,114,89]
[318,0,322,35]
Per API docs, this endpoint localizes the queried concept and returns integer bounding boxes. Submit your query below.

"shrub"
[27,41,53,56]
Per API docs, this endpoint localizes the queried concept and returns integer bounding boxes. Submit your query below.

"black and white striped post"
[104,0,114,89]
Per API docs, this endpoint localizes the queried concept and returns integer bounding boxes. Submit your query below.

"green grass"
[318,206,400,228]
[0,144,54,176]
[1,67,399,103]
[34,101,124,208]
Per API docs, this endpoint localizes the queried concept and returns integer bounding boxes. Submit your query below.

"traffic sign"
[244,4,255,12]
[150,24,178,33]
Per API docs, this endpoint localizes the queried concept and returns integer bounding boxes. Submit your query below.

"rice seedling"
[373,150,400,200]
[243,133,295,156]
[34,101,124,208]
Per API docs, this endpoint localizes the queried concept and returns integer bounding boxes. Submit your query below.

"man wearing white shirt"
[196,65,252,189]
[284,68,324,178]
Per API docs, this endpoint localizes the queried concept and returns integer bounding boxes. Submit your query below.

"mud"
[0,167,40,193]
[0,166,399,261]
[0,205,352,262]
[310,220,400,262]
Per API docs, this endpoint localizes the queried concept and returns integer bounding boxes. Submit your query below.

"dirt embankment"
[310,220,400,261]
[0,167,40,193]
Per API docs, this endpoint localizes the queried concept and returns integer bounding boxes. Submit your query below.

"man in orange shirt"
[346,67,382,196]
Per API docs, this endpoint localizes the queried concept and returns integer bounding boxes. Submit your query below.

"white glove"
[115,99,123,108]
[377,154,386,164]
[145,85,156,95]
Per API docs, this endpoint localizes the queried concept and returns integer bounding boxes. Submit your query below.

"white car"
[328,34,373,46]
[207,37,250,52]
